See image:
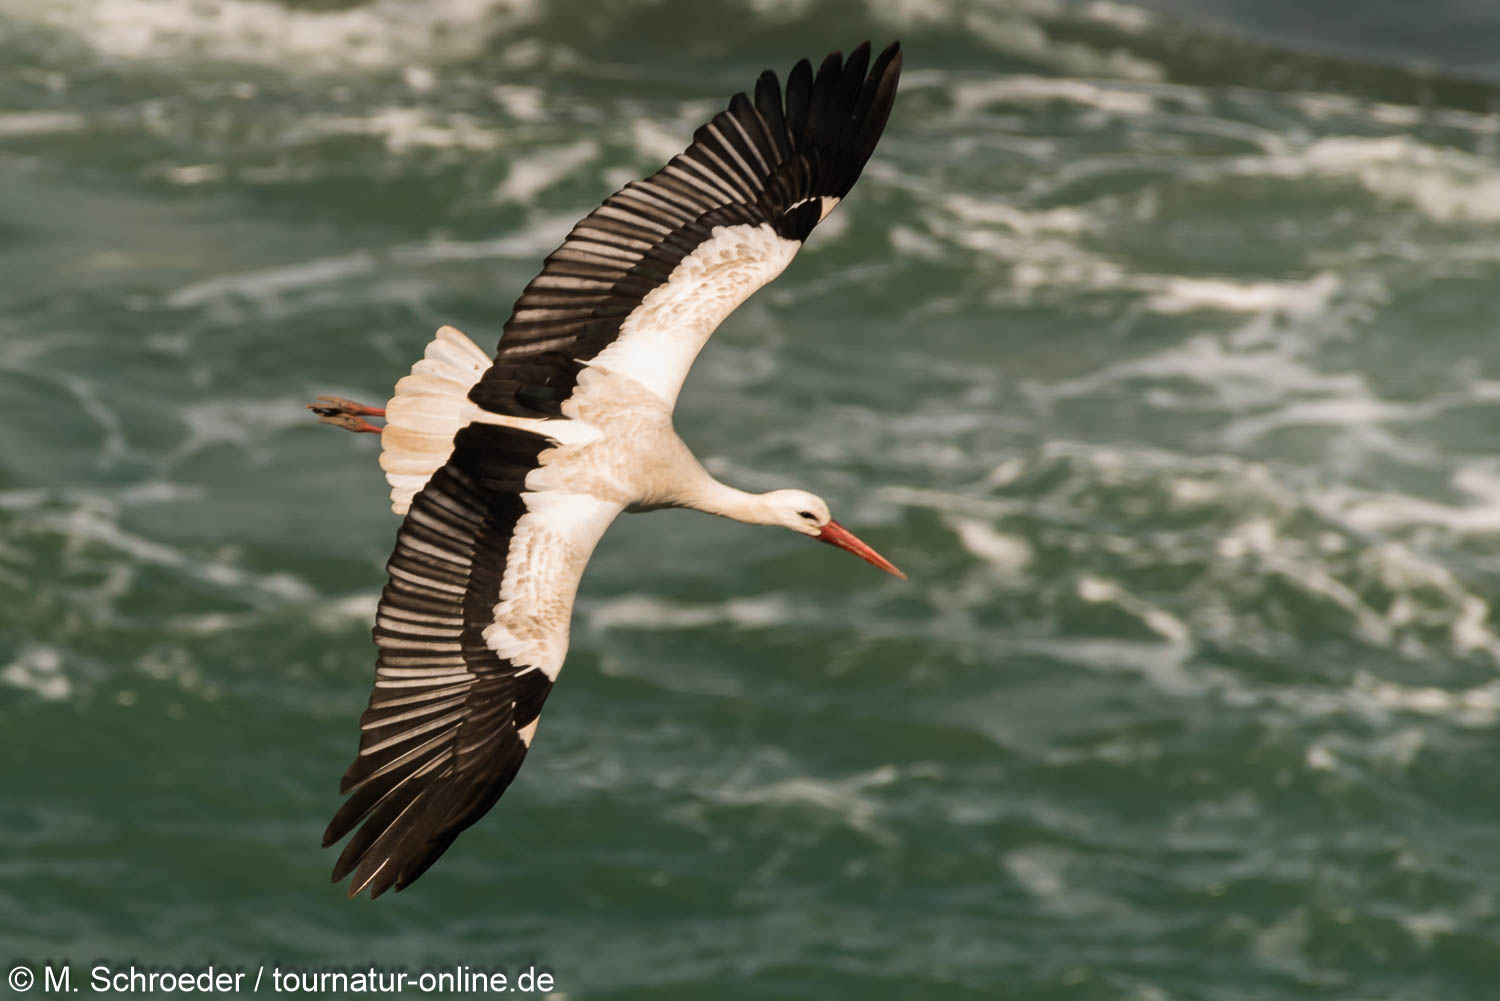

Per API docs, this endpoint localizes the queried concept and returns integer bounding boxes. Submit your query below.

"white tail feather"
[379,325,491,514]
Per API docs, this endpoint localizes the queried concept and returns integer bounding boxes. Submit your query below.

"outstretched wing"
[468,40,902,418]
[324,423,621,898]
[325,42,902,897]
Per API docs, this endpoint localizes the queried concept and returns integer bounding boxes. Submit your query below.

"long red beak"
[815,520,907,580]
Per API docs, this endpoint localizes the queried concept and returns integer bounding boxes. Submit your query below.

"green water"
[4,1,1500,998]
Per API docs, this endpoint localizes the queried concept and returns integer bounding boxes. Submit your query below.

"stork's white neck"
[672,472,781,527]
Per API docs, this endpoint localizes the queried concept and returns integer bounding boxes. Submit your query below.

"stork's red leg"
[308,395,386,433]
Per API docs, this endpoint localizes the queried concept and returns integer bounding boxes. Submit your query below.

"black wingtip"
[738,40,902,240]
[881,41,904,81]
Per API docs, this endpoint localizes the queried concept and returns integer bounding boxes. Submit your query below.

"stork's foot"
[308,395,385,434]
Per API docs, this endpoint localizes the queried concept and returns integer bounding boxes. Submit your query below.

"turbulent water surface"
[4,1,1500,998]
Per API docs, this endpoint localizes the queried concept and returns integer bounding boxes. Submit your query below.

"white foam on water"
[952,75,1156,117]
[1364,543,1500,661]
[1,646,71,701]
[1049,267,1448,461]
[706,765,899,839]
[0,488,49,511]
[628,101,717,164]
[1083,0,1154,31]
[1305,742,1338,771]
[164,396,322,468]
[744,0,813,16]
[588,595,791,632]
[402,65,436,93]
[942,192,1094,236]
[888,224,947,261]
[1228,135,1500,223]
[1003,844,1068,900]
[162,164,227,186]
[0,111,86,137]
[43,501,317,604]
[1013,636,1200,697]
[949,517,1033,576]
[913,202,1164,310]
[1351,673,1500,728]
[1251,908,1311,971]
[1215,518,1395,648]
[1304,726,1426,778]
[1042,270,1401,457]
[165,210,576,314]
[629,118,685,165]
[0,481,201,515]
[170,612,251,636]
[1401,910,1458,949]
[874,486,1020,521]
[859,0,1161,79]
[1007,240,1126,297]
[1145,273,1340,315]
[1076,574,1191,647]
[5,0,540,72]
[1320,463,1500,537]
[1049,328,1363,414]
[1003,843,1133,917]
[309,593,382,631]
[391,211,580,264]
[1220,396,1427,449]
[1176,477,1500,667]
[166,253,376,311]
[1451,595,1500,661]
[200,563,311,602]
[53,502,185,568]
[1380,728,1428,771]
[493,140,600,203]
[1292,92,1499,137]
[974,441,1495,671]
[491,84,548,124]
[296,106,503,153]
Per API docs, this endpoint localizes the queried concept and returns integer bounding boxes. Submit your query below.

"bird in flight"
[311,41,904,898]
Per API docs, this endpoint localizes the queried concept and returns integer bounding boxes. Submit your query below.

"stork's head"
[762,489,906,579]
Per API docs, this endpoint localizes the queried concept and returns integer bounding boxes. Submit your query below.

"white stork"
[310,42,904,898]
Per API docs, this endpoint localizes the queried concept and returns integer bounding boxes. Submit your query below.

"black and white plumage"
[317,42,904,898]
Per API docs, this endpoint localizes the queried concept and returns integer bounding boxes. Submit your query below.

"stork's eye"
[797,510,817,521]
